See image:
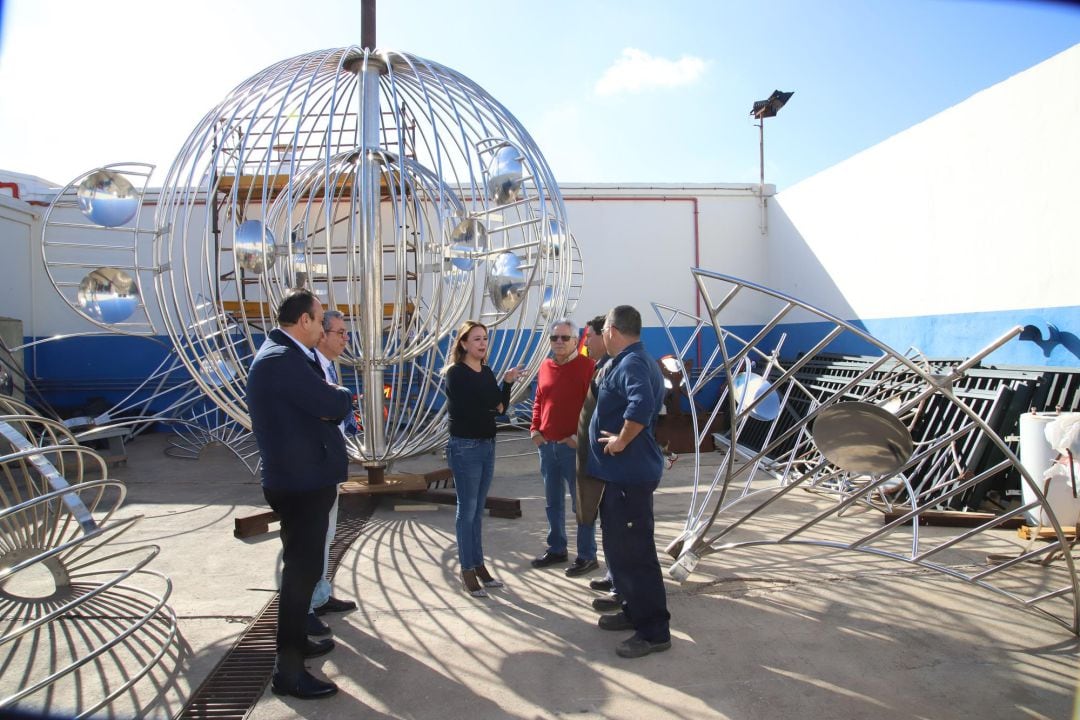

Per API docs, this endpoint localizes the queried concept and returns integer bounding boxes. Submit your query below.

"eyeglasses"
[327,329,349,338]
[549,334,574,342]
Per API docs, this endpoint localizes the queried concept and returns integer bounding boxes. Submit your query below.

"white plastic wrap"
[1020,412,1080,526]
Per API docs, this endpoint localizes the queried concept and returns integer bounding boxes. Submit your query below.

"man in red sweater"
[530,319,598,575]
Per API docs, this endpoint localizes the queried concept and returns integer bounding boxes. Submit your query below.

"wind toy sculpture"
[655,270,1080,634]
[37,10,580,480]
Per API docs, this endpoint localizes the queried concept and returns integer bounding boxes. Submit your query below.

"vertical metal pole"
[361,0,376,50]
[758,117,767,236]
[359,60,386,484]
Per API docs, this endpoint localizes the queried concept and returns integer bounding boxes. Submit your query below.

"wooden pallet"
[1017,525,1078,541]
[883,509,1025,529]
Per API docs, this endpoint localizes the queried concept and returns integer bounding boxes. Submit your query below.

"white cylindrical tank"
[1019,412,1080,526]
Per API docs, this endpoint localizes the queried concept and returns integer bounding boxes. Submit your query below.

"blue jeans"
[447,435,495,569]
[538,441,597,561]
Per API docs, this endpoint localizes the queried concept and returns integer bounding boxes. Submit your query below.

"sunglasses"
[549,334,574,342]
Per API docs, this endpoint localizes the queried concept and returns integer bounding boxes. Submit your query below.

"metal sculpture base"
[343,471,427,495]
[231,466,522,538]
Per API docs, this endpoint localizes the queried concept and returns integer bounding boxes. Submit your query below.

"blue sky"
[1,0,1078,190]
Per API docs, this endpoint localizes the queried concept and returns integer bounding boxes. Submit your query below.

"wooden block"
[423,467,454,488]
[1017,525,1078,541]
[415,489,521,518]
[234,510,279,538]
[484,496,521,518]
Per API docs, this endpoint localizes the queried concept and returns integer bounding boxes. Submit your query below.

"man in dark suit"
[247,290,353,700]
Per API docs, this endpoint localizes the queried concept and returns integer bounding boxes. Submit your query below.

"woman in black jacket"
[444,320,521,596]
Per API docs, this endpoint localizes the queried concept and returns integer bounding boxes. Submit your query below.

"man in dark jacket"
[247,290,353,700]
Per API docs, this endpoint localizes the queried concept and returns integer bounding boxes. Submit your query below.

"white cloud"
[594,48,708,97]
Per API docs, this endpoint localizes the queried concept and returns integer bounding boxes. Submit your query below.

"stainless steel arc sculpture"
[151,46,577,475]
[656,270,1080,634]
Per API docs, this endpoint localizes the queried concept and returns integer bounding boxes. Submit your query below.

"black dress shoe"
[314,596,357,615]
[591,593,623,612]
[306,612,331,637]
[598,611,634,631]
[589,577,614,592]
[271,669,338,700]
[304,637,335,658]
[565,558,600,577]
[530,550,569,568]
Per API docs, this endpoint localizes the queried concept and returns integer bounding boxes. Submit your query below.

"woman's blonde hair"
[452,320,488,366]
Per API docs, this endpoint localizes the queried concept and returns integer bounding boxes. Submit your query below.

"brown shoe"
[461,569,488,598]
[475,564,504,588]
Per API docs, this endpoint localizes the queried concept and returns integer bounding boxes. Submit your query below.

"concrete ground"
[4,431,1080,719]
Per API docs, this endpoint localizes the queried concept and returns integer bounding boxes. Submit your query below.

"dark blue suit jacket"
[247,328,354,492]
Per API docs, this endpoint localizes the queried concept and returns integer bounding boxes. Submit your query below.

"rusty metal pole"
[362,0,376,50]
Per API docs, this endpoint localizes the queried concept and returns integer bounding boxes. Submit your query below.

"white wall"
[561,183,765,326]
[0,196,37,332]
[771,43,1080,321]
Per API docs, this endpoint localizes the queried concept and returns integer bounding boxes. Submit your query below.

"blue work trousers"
[599,481,670,642]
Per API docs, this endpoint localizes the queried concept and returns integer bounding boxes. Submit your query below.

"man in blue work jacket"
[587,304,672,658]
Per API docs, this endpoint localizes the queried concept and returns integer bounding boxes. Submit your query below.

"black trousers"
[600,481,671,643]
[263,484,338,677]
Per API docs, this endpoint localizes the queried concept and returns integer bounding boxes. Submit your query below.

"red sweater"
[531,354,595,441]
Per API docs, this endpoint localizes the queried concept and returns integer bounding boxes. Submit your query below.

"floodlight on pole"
[751,90,793,235]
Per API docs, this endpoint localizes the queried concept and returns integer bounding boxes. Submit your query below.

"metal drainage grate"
[177,496,377,719]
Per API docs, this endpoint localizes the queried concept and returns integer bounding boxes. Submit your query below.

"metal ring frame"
[0,407,177,717]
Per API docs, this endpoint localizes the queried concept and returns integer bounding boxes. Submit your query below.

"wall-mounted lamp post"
[751,90,793,235]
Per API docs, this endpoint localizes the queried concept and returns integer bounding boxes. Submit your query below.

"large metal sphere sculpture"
[152,47,579,469]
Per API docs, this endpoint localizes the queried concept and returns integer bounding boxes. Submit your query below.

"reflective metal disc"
[234,220,276,274]
[76,170,139,228]
[486,145,523,206]
[732,372,780,421]
[76,267,139,324]
[539,287,554,318]
[486,251,527,312]
[811,401,914,475]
